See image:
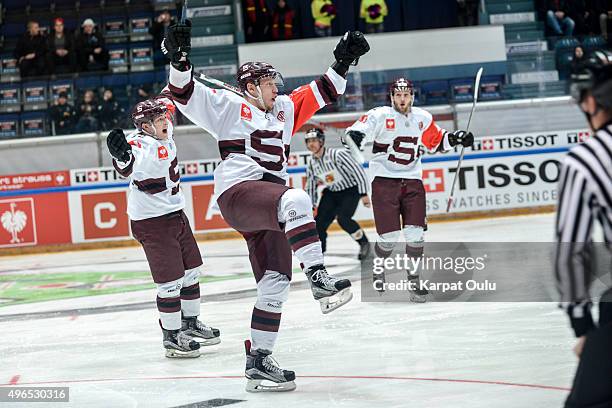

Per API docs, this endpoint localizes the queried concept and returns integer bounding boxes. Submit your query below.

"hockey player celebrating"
[162,21,369,391]
[106,97,220,358]
[344,78,474,302]
[304,127,371,260]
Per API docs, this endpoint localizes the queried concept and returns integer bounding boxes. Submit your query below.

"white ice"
[0,213,579,407]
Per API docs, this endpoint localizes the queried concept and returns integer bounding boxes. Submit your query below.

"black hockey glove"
[162,20,192,71]
[448,130,474,147]
[344,130,365,149]
[332,31,370,77]
[107,128,132,163]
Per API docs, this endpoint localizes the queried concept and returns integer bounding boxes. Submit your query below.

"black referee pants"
[315,186,362,252]
[565,289,612,408]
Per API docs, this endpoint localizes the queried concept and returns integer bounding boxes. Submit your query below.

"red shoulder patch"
[128,140,142,148]
[240,103,252,121]
[158,145,169,160]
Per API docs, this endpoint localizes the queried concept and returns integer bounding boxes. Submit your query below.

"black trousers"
[315,186,362,252]
[565,289,612,408]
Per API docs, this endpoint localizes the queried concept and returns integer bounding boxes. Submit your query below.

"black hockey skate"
[373,270,386,294]
[358,241,372,260]
[244,340,296,393]
[161,325,200,358]
[181,315,221,346]
[407,273,428,303]
[305,264,353,314]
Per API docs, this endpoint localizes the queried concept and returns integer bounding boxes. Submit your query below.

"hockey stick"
[179,0,188,23]
[445,66,483,213]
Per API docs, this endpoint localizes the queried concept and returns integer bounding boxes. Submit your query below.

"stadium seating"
[0,113,19,139]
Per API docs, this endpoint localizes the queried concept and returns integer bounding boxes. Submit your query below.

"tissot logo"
[448,160,561,190]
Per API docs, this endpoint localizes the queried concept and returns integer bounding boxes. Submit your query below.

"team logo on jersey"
[359,114,368,123]
[241,104,252,121]
[386,119,395,130]
[277,111,285,122]
[158,145,169,160]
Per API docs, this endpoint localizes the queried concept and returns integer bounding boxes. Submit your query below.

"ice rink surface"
[0,213,580,407]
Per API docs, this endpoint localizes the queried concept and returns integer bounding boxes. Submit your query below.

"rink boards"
[0,127,591,248]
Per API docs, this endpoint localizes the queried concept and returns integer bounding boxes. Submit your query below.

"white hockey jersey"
[347,106,452,180]
[168,65,346,199]
[113,98,184,221]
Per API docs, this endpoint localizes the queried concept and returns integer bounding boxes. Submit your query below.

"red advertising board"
[0,193,71,247]
[81,191,130,240]
[0,171,70,192]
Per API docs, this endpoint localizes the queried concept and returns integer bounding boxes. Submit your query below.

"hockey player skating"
[106,97,220,358]
[162,21,369,391]
[556,50,612,408]
[344,78,474,302]
[304,127,371,260]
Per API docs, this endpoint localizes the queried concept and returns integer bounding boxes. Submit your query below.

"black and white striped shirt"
[555,122,612,336]
[306,147,369,206]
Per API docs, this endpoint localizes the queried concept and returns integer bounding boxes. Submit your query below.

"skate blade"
[165,349,201,358]
[320,288,353,314]
[194,336,221,346]
[246,378,296,393]
[409,293,428,303]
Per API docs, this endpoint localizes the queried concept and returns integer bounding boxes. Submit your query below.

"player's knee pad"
[403,225,424,245]
[255,271,290,313]
[157,276,183,299]
[278,188,313,225]
[183,266,201,287]
[377,230,400,251]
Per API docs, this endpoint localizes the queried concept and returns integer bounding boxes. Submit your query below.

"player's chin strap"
[143,122,162,140]
[244,85,268,112]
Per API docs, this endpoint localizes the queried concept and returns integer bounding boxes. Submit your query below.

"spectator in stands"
[75,19,110,72]
[569,0,598,35]
[47,18,76,75]
[545,0,575,36]
[457,0,479,26]
[75,90,99,133]
[311,0,336,37]
[571,45,587,71]
[360,0,388,33]
[591,0,610,40]
[150,9,176,65]
[244,0,270,42]
[98,89,125,130]
[14,20,47,78]
[49,92,76,135]
[271,0,296,41]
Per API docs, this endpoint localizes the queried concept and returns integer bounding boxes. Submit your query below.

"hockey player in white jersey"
[106,97,220,358]
[162,21,369,391]
[344,78,475,302]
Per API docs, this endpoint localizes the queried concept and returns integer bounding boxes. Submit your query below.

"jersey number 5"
[251,130,289,172]
[388,136,421,166]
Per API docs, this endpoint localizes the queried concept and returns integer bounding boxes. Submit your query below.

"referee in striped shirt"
[305,128,371,259]
[556,50,612,408]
